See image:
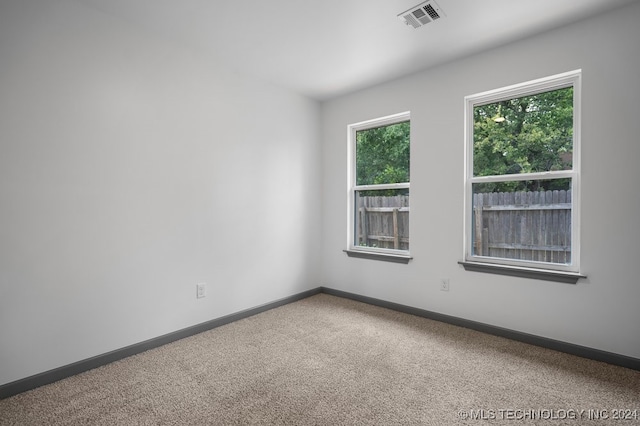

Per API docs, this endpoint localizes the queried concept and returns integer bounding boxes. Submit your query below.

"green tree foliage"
[356,121,410,186]
[473,87,573,192]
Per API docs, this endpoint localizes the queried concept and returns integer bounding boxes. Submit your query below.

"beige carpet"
[1,294,639,425]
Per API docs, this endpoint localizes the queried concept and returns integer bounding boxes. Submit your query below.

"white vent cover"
[398,0,445,29]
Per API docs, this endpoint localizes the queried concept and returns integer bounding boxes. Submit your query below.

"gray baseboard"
[2,285,638,400]
[0,287,321,400]
[320,287,640,372]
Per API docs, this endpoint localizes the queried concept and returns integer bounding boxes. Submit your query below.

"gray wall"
[321,2,640,359]
[0,0,322,386]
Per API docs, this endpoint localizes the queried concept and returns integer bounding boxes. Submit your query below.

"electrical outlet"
[440,278,450,292]
[196,283,206,299]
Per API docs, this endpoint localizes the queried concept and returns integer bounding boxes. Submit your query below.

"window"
[346,112,411,263]
[463,71,584,281]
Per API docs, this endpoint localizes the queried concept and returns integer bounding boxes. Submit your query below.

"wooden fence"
[357,190,572,262]
[357,195,409,250]
[473,190,572,263]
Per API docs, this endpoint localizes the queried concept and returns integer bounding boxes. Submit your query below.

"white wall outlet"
[196,283,206,299]
[440,278,450,292]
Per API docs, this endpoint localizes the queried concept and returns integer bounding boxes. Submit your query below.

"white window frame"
[346,111,411,261]
[463,70,582,275]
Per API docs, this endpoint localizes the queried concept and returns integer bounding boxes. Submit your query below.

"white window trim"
[463,70,582,275]
[347,111,411,261]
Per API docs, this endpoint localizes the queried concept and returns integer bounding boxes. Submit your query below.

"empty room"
[1,0,639,424]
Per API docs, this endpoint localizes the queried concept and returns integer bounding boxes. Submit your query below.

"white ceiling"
[75,0,639,101]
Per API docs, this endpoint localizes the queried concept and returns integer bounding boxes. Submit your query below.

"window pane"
[473,87,573,177]
[355,189,409,251]
[356,121,410,185]
[471,180,571,265]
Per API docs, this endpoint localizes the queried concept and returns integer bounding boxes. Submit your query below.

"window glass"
[355,189,409,251]
[473,87,574,179]
[471,179,572,265]
[356,121,410,185]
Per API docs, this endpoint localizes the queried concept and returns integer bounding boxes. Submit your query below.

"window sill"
[344,250,412,264]
[458,261,586,284]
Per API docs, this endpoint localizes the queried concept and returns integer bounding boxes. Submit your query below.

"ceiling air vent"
[398,0,445,29]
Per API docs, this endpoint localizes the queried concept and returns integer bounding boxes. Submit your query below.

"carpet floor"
[1,294,639,425]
